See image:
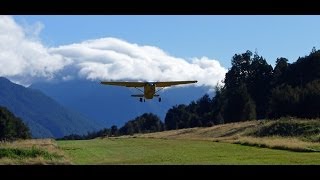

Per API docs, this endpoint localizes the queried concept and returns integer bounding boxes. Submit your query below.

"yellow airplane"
[101,81,197,102]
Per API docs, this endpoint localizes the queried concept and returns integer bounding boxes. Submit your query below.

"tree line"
[58,113,164,140]
[165,47,320,130]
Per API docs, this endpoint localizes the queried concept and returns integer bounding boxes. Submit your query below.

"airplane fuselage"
[144,83,156,99]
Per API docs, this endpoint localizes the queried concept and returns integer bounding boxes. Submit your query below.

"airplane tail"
[131,94,144,97]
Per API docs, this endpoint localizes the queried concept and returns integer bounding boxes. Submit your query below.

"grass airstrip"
[1,118,320,164]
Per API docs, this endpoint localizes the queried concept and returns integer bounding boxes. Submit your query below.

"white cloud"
[62,75,74,81]
[0,16,227,89]
[0,16,71,85]
[50,37,227,89]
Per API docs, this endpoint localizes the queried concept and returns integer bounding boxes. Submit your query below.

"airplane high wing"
[101,81,197,87]
[154,81,198,87]
[101,81,145,87]
[100,80,197,102]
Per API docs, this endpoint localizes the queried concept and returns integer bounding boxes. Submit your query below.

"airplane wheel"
[139,98,143,102]
[159,97,161,102]
[144,99,146,102]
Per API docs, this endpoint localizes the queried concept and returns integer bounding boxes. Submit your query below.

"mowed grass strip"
[57,138,320,165]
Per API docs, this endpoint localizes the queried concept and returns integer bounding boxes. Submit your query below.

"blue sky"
[13,15,320,68]
[2,15,320,87]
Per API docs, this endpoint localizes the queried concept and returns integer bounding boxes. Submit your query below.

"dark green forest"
[60,48,320,140]
[165,48,320,130]
[0,106,31,141]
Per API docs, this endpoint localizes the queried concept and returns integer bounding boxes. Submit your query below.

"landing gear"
[139,98,145,102]
[159,97,161,102]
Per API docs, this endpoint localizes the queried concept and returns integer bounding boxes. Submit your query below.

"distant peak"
[0,77,26,89]
[0,77,11,83]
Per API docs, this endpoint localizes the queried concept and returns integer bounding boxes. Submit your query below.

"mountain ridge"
[0,77,100,138]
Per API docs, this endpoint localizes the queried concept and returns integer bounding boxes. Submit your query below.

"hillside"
[0,77,100,138]
[136,118,320,152]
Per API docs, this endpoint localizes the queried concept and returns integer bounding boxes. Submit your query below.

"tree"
[272,57,289,87]
[14,117,31,139]
[247,53,273,119]
[110,125,118,136]
[225,50,253,90]
[119,113,163,135]
[311,46,317,54]
[298,80,320,118]
[268,84,300,118]
[0,106,31,140]
[165,105,191,130]
[195,94,214,126]
[189,114,202,127]
[282,49,320,87]
[119,122,135,135]
[223,83,256,122]
[210,84,225,125]
[196,94,212,115]
[139,113,163,133]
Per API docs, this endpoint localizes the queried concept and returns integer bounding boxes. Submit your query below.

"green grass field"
[1,119,319,165]
[57,137,320,164]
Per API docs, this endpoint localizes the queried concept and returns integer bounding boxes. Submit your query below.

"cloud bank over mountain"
[0,16,227,89]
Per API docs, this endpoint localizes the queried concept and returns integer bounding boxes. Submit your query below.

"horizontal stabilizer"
[131,94,144,97]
